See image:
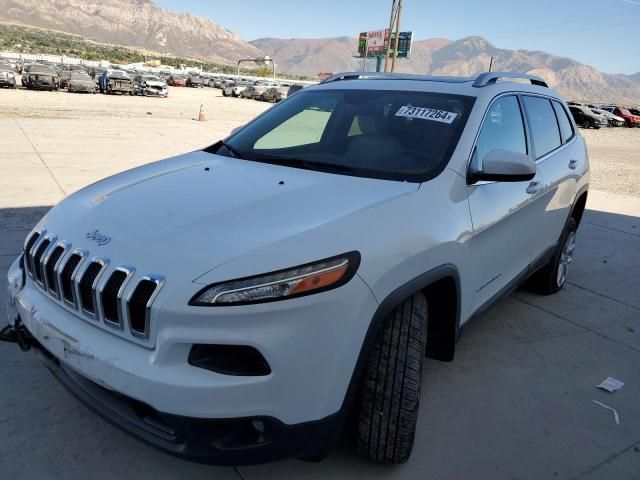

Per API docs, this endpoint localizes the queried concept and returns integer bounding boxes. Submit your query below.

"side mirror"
[468,149,536,184]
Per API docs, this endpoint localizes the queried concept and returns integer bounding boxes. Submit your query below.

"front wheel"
[527,217,577,295]
[357,292,427,464]
[582,120,590,129]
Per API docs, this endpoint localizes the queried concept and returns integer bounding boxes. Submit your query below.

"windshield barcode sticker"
[395,106,458,124]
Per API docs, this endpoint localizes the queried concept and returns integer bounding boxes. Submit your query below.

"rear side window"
[523,96,561,159]
[476,95,527,162]
[552,101,574,144]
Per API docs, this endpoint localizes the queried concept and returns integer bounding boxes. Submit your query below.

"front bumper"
[9,264,378,462]
[143,87,168,96]
[17,334,342,465]
[0,78,15,87]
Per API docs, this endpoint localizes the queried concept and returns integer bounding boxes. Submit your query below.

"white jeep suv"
[6,71,589,465]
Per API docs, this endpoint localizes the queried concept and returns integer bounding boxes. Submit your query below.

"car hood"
[37,151,418,284]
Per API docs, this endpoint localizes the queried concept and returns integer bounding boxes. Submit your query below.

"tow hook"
[0,317,33,352]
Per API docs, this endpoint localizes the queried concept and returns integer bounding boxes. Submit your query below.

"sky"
[154,0,640,74]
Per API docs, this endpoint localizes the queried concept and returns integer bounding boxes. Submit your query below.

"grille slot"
[24,231,41,276]
[102,270,128,326]
[79,261,103,315]
[128,279,159,337]
[32,238,51,284]
[61,253,83,304]
[45,245,65,294]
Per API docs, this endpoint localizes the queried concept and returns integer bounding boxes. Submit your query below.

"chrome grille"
[32,237,52,285]
[24,229,164,343]
[78,259,108,318]
[44,244,65,296]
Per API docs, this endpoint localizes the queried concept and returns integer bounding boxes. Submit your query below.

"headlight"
[7,254,26,298]
[190,252,360,306]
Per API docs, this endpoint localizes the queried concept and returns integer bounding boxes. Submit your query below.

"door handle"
[569,159,578,170]
[526,181,541,195]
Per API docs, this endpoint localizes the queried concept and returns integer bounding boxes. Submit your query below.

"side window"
[523,96,562,159]
[476,95,527,162]
[552,101,574,144]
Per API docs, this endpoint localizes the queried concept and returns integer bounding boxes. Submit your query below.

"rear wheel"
[357,292,427,464]
[527,217,577,295]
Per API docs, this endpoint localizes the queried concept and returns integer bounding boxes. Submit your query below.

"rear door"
[522,96,580,263]
[467,94,544,310]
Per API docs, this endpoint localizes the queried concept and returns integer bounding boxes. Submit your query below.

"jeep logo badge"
[86,230,111,246]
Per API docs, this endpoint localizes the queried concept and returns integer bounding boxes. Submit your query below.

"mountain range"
[0,0,262,63]
[0,0,638,103]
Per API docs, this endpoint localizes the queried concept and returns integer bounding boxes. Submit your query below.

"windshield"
[213,88,474,182]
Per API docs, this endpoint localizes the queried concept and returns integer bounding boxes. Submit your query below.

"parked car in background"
[68,72,97,93]
[590,108,625,127]
[186,75,205,88]
[99,70,133,95]
[59,70,73,89]
[167,74,187,87]
[133,75,168,97]
[240,83,276,100]
[222,81,249,97]
[239,84,258,99]
[287,84,305,97]
[23,64,60,91]
[568,105,608,129]
[261,86,289,103]
[0,64,17,88]
[601,106,640,127]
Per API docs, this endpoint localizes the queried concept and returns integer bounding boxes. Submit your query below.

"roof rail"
[321,72,401,84]
[473,72,548,88]
[320,72,475,84]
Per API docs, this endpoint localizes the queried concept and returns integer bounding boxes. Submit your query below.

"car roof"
[309,71,564,102]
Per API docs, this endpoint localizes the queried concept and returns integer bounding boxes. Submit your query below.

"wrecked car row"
[4,63,170,97]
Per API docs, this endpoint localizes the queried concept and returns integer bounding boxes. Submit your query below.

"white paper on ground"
[592,400,620,425]
[596,377,624,392]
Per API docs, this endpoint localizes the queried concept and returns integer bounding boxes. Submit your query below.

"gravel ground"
[0,84,639,196]
[581,128,640,197]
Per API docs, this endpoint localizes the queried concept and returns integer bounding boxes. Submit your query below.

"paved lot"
[1,88,639,479]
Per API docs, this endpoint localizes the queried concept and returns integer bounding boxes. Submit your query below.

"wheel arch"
[571,187,588,228]
[343,264,461,406]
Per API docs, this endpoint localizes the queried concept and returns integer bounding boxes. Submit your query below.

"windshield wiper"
[254,157,357,174]
[219,141,245,159]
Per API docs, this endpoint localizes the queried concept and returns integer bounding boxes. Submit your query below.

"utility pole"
[391,0,403,72]
[489,56,494,72]
[383,0,398,72]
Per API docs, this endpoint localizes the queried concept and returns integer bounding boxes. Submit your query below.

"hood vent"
[23,230,164,343]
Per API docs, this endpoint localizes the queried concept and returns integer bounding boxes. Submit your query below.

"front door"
[467,94,544,310]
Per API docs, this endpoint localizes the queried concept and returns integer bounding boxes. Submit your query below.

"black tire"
[526,217,577,295]
[582,120,590,129]
[357,292,427,464]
